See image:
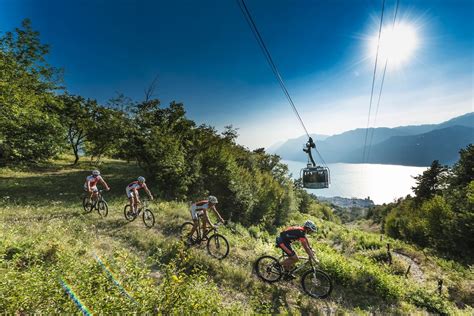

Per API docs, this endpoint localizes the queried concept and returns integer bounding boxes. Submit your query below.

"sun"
[370,22,418,67]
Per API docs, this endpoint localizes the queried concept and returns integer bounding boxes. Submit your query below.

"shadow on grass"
[0,161,145,205]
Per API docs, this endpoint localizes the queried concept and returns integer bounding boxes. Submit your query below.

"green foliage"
[378,145,474,261]
[0,19,65,165]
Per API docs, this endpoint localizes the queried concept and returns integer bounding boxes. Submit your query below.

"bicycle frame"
[279,255,314,274]
[193,217,221,242]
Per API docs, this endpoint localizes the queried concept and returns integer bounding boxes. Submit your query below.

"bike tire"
[301,269,333,299]
[206,234,229,260]
[123,205,137,222]
[142,209,155,228]
[97,200,108,217]
[254,255,283,283]
[82,196,93,213]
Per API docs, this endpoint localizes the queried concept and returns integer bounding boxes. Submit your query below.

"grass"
[1,157,473,314]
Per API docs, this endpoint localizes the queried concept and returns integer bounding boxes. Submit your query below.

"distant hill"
[269,112,474,166]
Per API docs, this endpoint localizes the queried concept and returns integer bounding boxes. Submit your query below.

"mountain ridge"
[268,112,473,166]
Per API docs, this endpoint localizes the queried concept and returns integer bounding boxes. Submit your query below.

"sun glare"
[370,22,418,67]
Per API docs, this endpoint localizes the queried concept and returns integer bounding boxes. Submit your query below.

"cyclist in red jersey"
[188,195,225,241]
[125,176,154,213]
[276,220,319,278]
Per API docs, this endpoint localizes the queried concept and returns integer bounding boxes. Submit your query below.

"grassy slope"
[1,158,472,314]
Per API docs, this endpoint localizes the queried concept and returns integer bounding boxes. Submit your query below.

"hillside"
[1,159,472,314]
[270,112,474,165]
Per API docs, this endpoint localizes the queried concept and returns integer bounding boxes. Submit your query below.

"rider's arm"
[99,178,110,191]
[87,181,92,192]
[300,238,316,261]
[211,205,225,223]
[144,185,153,200]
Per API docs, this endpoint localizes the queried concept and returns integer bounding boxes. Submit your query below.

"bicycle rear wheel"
[97,200,108,217]
[142,209,155,228]
[301,269,332,299]
[82,196,93,213]
[254,255,283,283]
[124,205,137,221]
[180,222,199,244]
[207,234,229,259]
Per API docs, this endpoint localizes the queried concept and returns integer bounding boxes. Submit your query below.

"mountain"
[271,112,474,166]
[345,125,474,165]
[266,133,329,157]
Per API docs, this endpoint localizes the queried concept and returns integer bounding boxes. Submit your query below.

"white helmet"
[92,170,100,176]
[304,220,317,232]
[137,176,146,183]
[208,195,218,204]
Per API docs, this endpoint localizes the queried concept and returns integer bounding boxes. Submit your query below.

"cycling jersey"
[190,200,211,220]
[126,181,147,198]
[84,175,103,191]
[276,226,308,257]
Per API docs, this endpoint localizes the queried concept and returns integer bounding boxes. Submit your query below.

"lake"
[282,160,428,205]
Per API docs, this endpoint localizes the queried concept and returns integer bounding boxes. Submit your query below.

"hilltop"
[1,158,472,314]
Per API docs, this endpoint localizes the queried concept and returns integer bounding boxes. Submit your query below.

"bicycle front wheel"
[97,200,108,217]
[82,196,93,213]
[142,209,155,228]
[123,205,136,221]
[207,234,229,259]
[254,255,283,283]
[301,269,332,299]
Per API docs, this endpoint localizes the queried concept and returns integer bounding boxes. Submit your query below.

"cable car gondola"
[301,137,330,189]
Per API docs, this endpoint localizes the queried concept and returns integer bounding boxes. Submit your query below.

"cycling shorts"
[276,237,296,257]
[84,185,98,192]
[126,188,139,198]
[190,205,205,220]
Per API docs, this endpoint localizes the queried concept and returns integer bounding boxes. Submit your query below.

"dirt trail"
[393,252,424,282]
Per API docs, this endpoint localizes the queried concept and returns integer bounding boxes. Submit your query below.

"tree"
[0,19,65,165]
[412,160,448,203]
[59,95,97,164]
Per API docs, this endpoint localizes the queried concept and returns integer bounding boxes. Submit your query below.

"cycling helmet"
[303,220,317,232]
[137,176,146,183]
[208,195,218,204]
[92,170,100,176]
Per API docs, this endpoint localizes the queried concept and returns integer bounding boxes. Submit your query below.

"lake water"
[282,160,428,205]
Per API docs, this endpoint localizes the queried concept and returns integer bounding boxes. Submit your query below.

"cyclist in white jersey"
[84,170,110,202]
[126,176,154,213]
[188,195,225,242]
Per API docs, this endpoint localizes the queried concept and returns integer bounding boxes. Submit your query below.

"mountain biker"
[84,170,110,202]
[126,176,154,214]
[187,195,225,242]
[276,220,319,279]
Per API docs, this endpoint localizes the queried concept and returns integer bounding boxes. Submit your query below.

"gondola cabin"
[301,165,330,189]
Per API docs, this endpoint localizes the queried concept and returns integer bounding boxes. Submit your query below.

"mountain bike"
[180,220,229,260]
[123,199,155,228]
[254,252,332,299]
[82,190,108,217]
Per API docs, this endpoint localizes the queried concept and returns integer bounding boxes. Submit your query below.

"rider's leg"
[201,212,210,237]
[129,196,135,213]
[281,255,299,272]
[279,242,299,272]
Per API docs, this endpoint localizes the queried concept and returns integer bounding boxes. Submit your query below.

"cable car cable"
[236,0,310,138]
[366,0,400,163]
[362,0,386,163]
[237,0,332,190]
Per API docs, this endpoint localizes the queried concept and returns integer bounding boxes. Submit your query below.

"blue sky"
[1,0,472,148]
